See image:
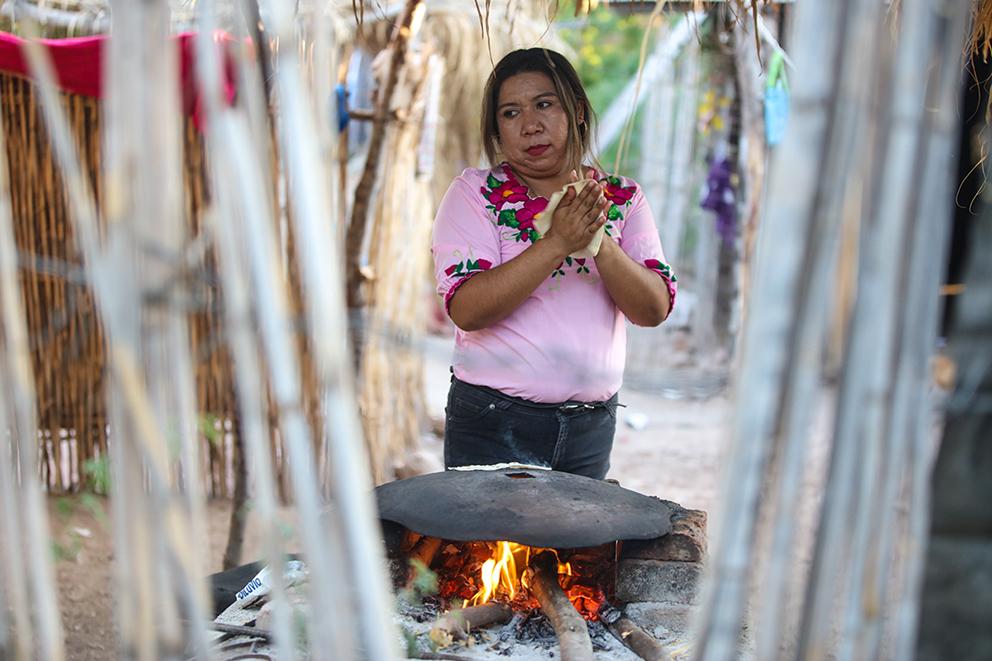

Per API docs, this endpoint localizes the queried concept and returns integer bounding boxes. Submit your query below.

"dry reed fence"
[0,70,330,497]
[0,70,256,496]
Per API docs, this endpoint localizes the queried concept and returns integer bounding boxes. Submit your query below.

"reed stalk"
[257,0,404,656]
[0,88,37,661]
[691,1,852,658]
[750,0,881,657]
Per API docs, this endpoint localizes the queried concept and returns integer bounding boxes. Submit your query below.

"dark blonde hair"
[481,48,596,173]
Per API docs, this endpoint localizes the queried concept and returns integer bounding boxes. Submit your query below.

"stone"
[622,503,707,563]
[624,602,695,638]
[616,559,702,605]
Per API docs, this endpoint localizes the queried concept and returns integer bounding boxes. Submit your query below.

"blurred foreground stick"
[527,551,593,661]
[598,601,668,661]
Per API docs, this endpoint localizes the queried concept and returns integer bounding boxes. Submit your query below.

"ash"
[394,603,642,661]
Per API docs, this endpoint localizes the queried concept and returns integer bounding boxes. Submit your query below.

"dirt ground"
[50,333,742,660]
[48,497,262,660]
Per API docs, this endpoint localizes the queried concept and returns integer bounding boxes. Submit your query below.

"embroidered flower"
[515,197,549,228]
[644,258,678,282]
[603,176,637,206]
[496,198,546,243]
[445,258,493,277]
[482,175,529,210]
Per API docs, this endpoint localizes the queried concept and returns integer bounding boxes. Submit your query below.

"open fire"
[404,534,614,620]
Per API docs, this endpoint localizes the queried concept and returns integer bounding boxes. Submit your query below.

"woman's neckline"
[499,162,603,201]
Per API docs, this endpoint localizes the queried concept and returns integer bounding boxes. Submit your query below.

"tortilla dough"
[533,179,608,259]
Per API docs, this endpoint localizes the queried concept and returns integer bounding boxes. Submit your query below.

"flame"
[470,541,528,605]
[447,541,607,620]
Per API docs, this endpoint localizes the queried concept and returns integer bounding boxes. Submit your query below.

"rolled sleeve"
[617,190,678,319]
[432,173,502,314]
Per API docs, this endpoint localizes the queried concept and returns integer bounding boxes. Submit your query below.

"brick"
[622,503,707,563]
[616,559,702,605]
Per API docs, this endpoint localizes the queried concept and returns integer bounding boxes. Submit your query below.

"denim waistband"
[450,374,618,410]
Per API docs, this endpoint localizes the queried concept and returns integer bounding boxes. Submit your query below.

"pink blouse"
[431,164,677,403]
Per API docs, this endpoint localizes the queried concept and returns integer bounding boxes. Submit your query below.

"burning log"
[429,602,513,645]
[598,602,668,661]
[408,535,443,573]
[527,551,593,661]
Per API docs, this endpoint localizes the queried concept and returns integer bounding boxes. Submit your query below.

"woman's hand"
[543,171,610,258]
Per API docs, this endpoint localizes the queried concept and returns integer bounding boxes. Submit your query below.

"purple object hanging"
[701,155,737,247]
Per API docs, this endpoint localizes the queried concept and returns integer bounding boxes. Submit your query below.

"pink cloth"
[432,164,677,403]
[0,31,237,125]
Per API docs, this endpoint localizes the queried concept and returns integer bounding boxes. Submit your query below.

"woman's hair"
[480,48,596,172]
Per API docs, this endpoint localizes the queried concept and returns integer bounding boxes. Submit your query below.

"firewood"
[599,602,668,661]
[429,602,513,645]
[527,551,593,661]
[408,535,443,574]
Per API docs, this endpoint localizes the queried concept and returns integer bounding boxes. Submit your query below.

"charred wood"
[408,535,443,576]
[599,602,667,661]
[429,602,513,642]
[527,551,593,661]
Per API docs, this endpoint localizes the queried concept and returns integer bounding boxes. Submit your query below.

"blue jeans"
[444,376,618,479]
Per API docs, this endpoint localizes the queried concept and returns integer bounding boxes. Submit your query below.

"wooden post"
[345,0,424,359]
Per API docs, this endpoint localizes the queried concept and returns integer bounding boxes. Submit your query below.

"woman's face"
[495,71,575,181]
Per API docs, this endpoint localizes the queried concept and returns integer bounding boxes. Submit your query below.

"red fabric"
[0,31,237,122]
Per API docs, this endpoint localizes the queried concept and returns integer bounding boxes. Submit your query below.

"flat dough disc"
[534,179,608,259]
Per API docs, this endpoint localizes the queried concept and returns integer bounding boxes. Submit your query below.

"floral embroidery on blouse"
[551,256,592,280]
[444,258,493,277]
[478,164,654,281]
[644,258,678,282]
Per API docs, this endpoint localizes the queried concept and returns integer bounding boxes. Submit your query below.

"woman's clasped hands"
[542,169,611,257]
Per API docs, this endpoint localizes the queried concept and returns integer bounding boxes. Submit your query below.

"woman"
[431,48,677,479]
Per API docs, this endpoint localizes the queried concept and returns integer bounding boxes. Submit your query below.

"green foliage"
[55,496,75,520]
[82,455,111,494]
[198,413,222,447]
[401,626,421,657]
[397,558,439,608]
[80,492,108,527]
[51,539,80,562]
[556,3,677,171]
[557,3,657,118]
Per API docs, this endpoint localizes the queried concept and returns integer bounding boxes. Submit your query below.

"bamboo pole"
[848,1,944,656]
[748,0,882,657]
[19,11,214,659]
[256,0,404,656]
[106,0,214,654]
[690,2,852,658]
[198,3,386,658]
[639,48,676,230]
[346,0,423,320]
[893,7,972,657]
[662,38,702,266]
[0,90,37,661]
[193,2,313,659]
[792,3,932,659]
[888,4,970,658]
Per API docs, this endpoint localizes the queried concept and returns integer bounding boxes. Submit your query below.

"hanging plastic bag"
[764,51,790,146]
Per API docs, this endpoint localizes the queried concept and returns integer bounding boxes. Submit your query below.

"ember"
[424,537,613,620]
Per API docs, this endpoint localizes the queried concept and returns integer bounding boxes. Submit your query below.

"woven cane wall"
[0,71,245,494]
